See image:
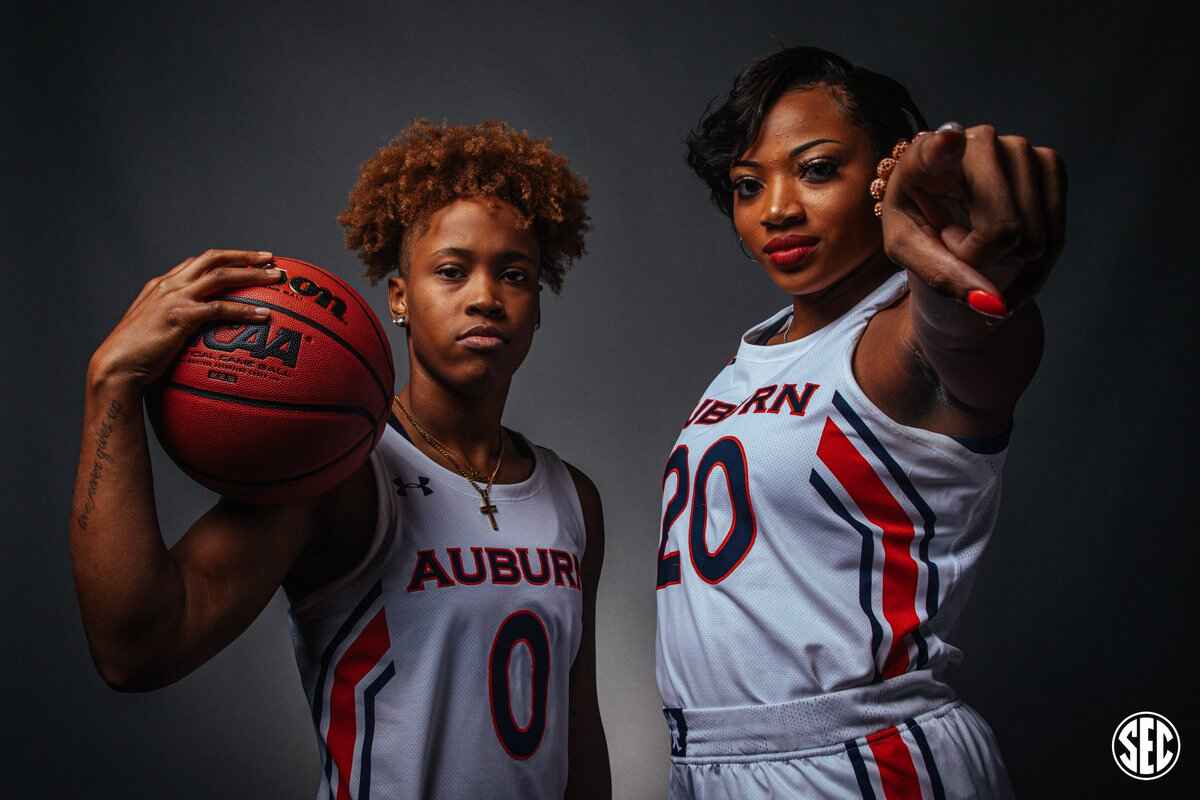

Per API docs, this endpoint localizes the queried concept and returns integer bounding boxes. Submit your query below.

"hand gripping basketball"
[89,249,281,388]
[143,255,395,503]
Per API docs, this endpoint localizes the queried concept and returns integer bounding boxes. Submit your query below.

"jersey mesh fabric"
[656,271,1009,713]
[288,423,586,800]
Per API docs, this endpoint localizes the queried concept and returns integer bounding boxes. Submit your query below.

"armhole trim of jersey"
[840,304,1011,466]
[560,456,589,557]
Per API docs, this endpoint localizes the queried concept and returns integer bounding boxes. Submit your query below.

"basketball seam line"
[164,382,376,425]
[216,295,391,409]
[289,258,393,373]
[274,258,393,378]
[177,425,378,486]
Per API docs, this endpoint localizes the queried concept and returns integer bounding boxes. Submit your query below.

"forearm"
[69,363,183,687]
[908,274,1044,413]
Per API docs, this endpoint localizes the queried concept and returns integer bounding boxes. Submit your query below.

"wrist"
[907,272,999,339]
[86,354,150,397]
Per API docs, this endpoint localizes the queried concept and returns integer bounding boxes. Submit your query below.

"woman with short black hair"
[655,46,1064,798]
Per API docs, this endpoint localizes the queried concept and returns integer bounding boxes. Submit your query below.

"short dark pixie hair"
[686,46,927,218]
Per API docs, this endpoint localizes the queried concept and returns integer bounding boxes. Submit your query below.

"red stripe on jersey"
[817,417,921,678]
[866,726,923,800]
[327,609,391,800]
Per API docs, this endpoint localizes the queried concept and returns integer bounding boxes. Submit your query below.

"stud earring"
[391,314,407,327]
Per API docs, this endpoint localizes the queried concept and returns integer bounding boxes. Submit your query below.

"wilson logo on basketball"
[202,324,304,367]
[271,269,348,322]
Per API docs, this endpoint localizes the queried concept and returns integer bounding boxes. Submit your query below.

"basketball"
[147,256,395,503]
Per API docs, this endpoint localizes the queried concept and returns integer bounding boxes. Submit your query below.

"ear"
[387,274,408,319]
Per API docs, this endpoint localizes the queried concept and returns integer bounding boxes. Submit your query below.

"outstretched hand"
[881,123,1066,318]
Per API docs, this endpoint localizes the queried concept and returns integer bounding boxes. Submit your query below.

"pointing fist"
[880,122,1067,317]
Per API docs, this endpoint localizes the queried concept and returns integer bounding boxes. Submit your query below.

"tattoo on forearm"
[77,400,123,531]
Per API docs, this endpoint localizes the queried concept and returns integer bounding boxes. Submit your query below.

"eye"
[799,158,839,182]
[435,264,465,279]
[732,176,762,200]
[501,268,530,284]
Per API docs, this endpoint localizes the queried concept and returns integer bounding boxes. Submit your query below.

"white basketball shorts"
[664,672,1012,799]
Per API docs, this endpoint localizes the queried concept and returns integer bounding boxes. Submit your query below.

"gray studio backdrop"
[5,1,1194,798]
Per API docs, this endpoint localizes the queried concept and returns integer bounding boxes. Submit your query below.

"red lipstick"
[763,234,819,267]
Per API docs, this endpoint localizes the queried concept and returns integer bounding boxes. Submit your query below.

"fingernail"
[913,130,931,139]
[937,121,965,134]
[967,289,1008,318]
[258,251,273,258]
[264,268,281,277]
[253,307,271,317]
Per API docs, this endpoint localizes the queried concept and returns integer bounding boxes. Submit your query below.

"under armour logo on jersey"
[393,476,433,497]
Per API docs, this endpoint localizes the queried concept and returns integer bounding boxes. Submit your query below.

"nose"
[465,272,505,319]
[760,177,806,230]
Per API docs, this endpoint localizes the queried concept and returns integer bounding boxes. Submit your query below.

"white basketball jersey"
[288,418,585,800]
[656,271,1010,711]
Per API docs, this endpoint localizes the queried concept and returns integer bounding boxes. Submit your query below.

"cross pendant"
[480,501,499,531]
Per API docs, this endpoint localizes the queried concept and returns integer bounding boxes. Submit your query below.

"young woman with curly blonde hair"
[70,120,610,800]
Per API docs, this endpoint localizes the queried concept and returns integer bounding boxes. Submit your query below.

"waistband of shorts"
[663,670,958,762]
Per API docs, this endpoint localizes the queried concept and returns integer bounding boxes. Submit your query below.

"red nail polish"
[967,289,1008,318]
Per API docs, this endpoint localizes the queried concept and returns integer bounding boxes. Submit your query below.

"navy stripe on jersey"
[832,391,937,667]
[360,661,397,800]
[906,717,947,800]
[312,580,384,791]
[845,740,878,800]
[811,470,883,683]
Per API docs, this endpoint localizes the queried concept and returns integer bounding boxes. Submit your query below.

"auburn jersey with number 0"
[288,417,585,800]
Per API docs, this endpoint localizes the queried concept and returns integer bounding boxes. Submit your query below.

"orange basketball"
[147,256,395,503]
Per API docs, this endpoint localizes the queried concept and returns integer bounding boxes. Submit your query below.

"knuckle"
[164,306,187,328]
[924,271,955,296]
[969,124,997,142]
[1004,135,1031,152]
[202,248,218,259]
[881,236,904,264]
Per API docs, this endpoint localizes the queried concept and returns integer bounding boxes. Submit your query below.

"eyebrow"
[429,247,534,263]
[732,138,841,169]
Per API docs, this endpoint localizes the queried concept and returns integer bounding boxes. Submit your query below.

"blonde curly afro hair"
[339,120,590,293]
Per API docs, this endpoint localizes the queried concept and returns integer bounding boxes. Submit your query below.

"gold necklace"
[393,396,505,531]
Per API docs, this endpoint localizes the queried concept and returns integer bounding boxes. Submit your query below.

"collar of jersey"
[389,424,547,502]
[734,305,838,363]
[735,272,908,364]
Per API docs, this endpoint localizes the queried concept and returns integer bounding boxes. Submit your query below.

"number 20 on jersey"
[657,436,757,589]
